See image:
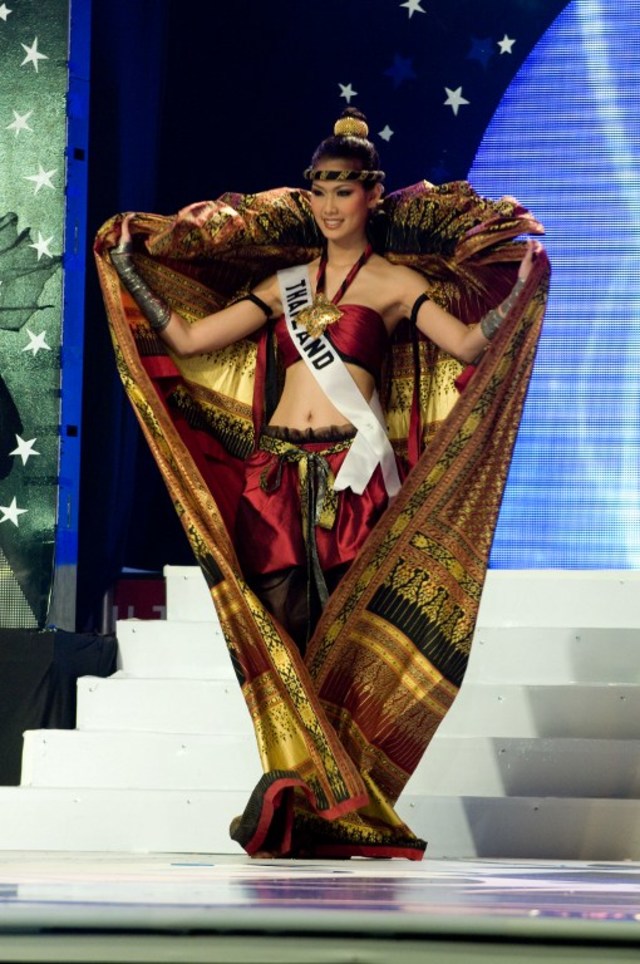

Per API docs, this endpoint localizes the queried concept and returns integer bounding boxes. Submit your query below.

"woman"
[110,109,540,648]
[96,108,549,858]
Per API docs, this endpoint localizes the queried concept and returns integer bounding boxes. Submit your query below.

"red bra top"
[274,304,389,377]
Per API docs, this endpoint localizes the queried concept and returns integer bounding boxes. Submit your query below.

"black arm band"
[238,292,273,319]
[410,292,430,326]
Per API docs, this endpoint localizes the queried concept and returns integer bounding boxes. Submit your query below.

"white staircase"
[0,567,259,853]
[0,567,639,857]
[396,570,640,859]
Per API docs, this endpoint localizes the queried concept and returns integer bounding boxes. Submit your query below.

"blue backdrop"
[471,1,640,568]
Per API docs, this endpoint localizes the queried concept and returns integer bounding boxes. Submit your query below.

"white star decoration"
[444,86,470,115]
[338,83,358,103]
[10,435,40,466]
[0,4,12,21]
[24,164,57,194]
[22,329,51,356]
[498,34,516,54]
[378,125,394,142]
[400,0,426,16]
[6,110,33,136]
[20,37,48,72]
[29,232,54,260]
[0,497,27,527]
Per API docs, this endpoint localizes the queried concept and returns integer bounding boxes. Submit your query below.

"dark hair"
[308,108,381,185]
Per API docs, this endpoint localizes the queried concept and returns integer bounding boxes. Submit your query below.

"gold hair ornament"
[334,116,369,138]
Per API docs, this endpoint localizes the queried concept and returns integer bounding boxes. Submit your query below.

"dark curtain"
[78,0,192,632]
[0,630,117,784]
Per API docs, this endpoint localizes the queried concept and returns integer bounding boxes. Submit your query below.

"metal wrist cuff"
[113,239,133,255]
[110,249,171,332]
[479,276,525,341]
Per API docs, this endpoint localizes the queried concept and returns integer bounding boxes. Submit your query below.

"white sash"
[277,265,401,497]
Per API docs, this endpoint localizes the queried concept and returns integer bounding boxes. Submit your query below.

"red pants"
[235,425,404,650]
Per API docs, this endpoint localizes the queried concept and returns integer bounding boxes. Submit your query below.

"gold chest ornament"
[295,295,343,339]
[296,244,373,339]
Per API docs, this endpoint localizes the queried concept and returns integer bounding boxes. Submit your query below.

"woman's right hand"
[117,212,134,248]
[177,201,217,228]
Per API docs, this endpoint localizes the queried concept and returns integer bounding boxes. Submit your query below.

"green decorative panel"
[0,0,69,627]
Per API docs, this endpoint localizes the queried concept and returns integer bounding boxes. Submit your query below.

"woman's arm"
[110,214,280,357]
[408,239,542,363]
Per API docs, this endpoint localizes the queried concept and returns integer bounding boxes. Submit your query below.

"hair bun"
[333,115,369,138]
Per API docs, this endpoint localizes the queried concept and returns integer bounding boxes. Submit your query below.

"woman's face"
[309,158,380,246]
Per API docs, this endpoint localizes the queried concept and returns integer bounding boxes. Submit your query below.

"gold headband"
[334,116,369,138]
[303,167,385,183]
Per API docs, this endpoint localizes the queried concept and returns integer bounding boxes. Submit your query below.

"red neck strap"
[315,243,373,304]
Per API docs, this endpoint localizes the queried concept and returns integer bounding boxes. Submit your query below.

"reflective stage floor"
[0,853,639,962]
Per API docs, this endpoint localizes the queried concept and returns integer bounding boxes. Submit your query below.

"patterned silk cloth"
[94,181,550,859]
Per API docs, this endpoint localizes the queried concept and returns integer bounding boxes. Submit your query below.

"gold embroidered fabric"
[94,180,549,859]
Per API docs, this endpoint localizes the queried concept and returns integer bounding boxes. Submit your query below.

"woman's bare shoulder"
[255,258,321,296]
[371,253,423,280]
[370,255,428,298]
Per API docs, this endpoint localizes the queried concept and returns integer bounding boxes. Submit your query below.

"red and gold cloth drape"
[94,181,549,858]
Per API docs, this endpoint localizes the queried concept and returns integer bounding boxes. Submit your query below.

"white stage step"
[434,682,640,739]
[76,673,251,734]
[21,729,261,790]
[403,735,640,798]
[475,569,640,629]
[165,566,216,622]
[466,626,640,684]
[116,619,230,678]
[396,794,640,861]
[2,565,640,857]
[0,784,637,859]
[0,787,247,853]
[22,726,640,799]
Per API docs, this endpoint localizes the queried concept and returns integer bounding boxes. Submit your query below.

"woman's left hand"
[518,238,544,282]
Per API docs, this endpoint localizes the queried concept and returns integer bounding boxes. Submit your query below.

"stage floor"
[0,853,639,962]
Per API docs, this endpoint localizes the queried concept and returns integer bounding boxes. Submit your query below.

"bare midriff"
[268,360,375,430]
